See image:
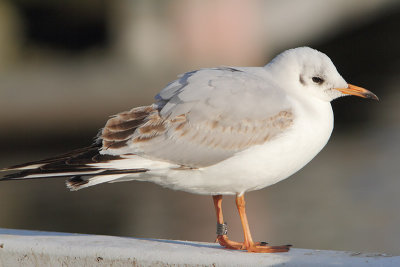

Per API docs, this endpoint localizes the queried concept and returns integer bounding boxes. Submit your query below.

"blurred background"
[0,0,399,255]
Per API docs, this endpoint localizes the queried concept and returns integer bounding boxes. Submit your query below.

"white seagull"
[0,47,378,253]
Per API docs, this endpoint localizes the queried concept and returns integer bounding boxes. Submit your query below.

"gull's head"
[266,47,378,102]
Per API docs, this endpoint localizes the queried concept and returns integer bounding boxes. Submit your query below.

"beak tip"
[367,93,379,101]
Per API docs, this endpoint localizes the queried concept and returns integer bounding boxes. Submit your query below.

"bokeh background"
[0,0,399,255]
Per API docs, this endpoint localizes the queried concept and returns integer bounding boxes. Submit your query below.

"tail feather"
[0,143,149,190]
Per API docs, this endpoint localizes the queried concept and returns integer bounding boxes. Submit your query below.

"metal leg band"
[216,222,228,235]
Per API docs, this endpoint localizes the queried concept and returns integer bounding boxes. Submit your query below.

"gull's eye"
[312,76,324,84]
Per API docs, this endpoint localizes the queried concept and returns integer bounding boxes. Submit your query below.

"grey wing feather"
[100,67,294,167]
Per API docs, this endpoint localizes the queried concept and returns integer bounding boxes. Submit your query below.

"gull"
[0,47,378,253]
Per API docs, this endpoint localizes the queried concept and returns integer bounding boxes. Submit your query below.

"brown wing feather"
[100,103,294,167]
[101,105,161,150]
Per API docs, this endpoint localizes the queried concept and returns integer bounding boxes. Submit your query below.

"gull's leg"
[235,194,291,253]
[212,195,275,251]
[213,195,243,249]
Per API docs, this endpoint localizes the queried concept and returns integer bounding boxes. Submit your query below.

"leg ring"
[216,222,228,235]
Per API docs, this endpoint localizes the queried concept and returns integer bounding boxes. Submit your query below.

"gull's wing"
[101,67,294,167]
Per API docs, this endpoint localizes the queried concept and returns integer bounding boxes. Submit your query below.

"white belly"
[146,98,334,195]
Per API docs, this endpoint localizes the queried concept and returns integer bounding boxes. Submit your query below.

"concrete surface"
[0,228,399,266]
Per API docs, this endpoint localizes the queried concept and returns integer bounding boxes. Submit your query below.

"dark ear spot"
[299,75,306,85]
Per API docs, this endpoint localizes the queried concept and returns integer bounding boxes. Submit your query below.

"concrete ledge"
[0,228,398,266]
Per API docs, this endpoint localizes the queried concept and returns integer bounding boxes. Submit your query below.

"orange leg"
[236,194,291,253]
[213,195,243,249]
[212,194,291,253]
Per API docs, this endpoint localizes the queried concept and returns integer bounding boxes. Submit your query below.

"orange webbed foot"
[216,235,290,252]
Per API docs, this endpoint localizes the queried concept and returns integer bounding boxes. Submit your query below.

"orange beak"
[335,84,379,100]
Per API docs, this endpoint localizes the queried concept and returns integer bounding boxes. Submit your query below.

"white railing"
[0,228,398,266]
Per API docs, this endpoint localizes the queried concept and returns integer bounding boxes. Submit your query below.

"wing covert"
[100,67,294,167]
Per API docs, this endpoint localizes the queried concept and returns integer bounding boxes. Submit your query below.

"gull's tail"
[0,143,149,190]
